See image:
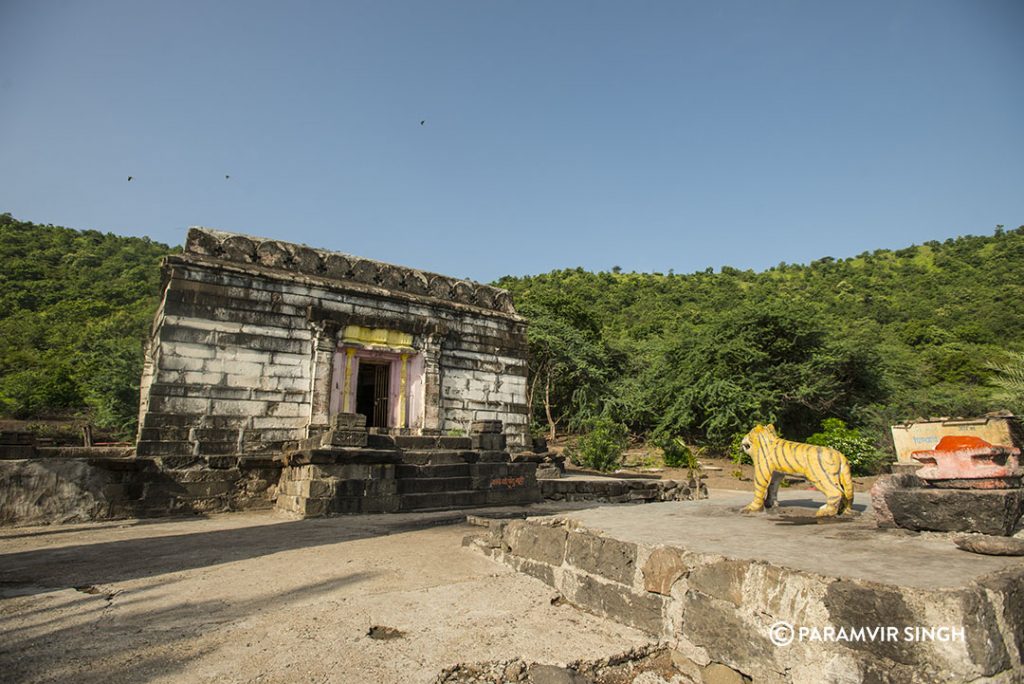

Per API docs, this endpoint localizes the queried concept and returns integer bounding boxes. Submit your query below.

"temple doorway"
[356,361,391,428]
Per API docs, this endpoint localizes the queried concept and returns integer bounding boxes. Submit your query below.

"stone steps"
[365,434,475,450]
[136,440,193,457]
[398,490,490,512]
[396,463,470,479]
[396,435,473,450]
[397,476,474,494]
[275,441,541,517]
[399,450,478,465]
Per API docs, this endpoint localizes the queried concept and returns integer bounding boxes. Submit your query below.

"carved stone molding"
[185,227,518,315]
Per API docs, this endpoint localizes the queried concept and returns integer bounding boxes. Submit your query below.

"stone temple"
[5,228,698,523]
[138,227,530,456]
[127,227,543,516]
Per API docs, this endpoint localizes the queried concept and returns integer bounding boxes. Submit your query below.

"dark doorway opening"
[356,361,390,428]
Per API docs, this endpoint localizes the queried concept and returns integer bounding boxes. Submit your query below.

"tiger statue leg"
[764,471,784,509]
[802,449,845,517]
[741,458,772,513]
[838,458,855,515]
[807,475,843,517]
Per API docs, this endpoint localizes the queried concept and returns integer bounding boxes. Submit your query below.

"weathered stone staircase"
[275,416,540,517]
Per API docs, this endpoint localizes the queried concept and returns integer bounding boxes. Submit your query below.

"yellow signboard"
[890,415,1022,463]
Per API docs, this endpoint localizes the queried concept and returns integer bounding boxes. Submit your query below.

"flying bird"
[420,120,425,126]
[225,175,230,179]
[127,176,133,182]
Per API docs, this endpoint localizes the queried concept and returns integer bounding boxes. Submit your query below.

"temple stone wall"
[440,352,528,436]
[137,229,529,458]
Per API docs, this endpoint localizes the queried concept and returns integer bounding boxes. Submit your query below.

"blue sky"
[1,1,1021,282]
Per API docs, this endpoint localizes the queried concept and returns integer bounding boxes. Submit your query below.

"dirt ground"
[0,508,652,684]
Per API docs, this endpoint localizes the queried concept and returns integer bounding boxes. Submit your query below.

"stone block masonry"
[0,455,281,526]
[137,228,531,459]
[539,476,708,503]
[273,422,542,517]
[468,501,1024,683]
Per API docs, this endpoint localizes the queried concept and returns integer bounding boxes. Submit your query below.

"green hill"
[496,226,1024,452]
[0,213,174,436]
[2,213,1022,452]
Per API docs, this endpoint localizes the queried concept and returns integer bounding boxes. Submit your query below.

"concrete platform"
[470,490,1024,683]
[563,490,1022,589]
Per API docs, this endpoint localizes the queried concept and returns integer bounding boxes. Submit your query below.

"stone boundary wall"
[470,517,1024,683]
[0,456,280,526]
[139,227,530,456]
[540,477,707,504]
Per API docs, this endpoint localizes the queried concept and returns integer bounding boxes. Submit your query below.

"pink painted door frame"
[328,345,424,429]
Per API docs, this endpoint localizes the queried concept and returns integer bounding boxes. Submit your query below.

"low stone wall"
[469,516,1024,683]
[540,477,707,503]
[0,455,280,526]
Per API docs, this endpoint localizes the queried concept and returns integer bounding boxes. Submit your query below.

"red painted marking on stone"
[933,435,992,452]
[490,476,526,488]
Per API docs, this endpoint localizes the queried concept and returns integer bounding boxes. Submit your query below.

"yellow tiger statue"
[740,424,854,517]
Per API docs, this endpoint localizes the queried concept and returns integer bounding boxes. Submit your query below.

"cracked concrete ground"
[0,507,651,684]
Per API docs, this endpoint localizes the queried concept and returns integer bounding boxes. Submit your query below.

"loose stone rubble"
[954,534,1024,556]
[433,645,698,684]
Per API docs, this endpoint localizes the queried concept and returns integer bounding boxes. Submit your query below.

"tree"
[517,287,615,439]
[986,352,1024,414]
[650,303,884,445]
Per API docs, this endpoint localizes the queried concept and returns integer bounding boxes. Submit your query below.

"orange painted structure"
[911,436,1022,489]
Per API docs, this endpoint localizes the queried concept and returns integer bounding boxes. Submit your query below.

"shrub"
[654,435,698,470]
[729,432,751,465]
[806,418,885,476]
[566,416,628,472]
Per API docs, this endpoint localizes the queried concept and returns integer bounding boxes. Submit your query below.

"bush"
[566,416,628,472]
[654,435,698,469]
[729,432,751,465]
[806,418,885,476]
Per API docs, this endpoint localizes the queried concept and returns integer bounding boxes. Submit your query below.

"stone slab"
[954,535,1024,556]
[0,445,37,459]
[884,486,1024,536]
[541,492,1023,589]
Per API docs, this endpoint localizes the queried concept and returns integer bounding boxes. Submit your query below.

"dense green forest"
[497,225,1024,458]
[0,214,173,436]
[2,213,1023,457]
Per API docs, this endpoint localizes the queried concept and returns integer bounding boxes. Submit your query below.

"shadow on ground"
[0,571,377,684]
[0,512,460,593]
